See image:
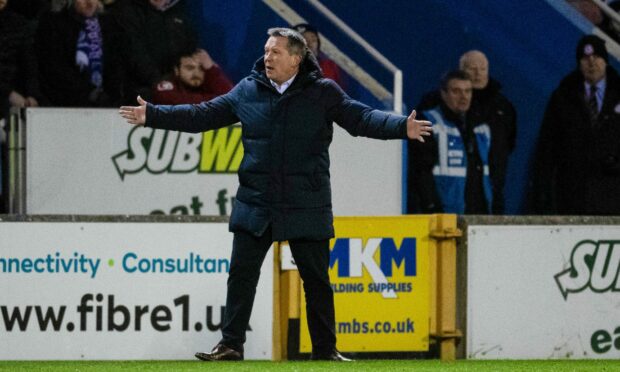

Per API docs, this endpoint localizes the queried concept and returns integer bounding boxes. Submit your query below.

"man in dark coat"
[458,50,516,214]
[120,27,432,361]
[533,34,620,215]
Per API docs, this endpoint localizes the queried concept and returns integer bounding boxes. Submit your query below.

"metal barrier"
[547,0,620,60]
[7,107,26,214]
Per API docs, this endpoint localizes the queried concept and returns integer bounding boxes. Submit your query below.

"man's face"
[580,54,607,84]
[175,56,205,88]
[264,36,301,85]
[303,31,320,57]
[0,0,7,12]
[461,53,489,89]
[149,0,168,10]
[441,78,473,114]
[75,0,98,18]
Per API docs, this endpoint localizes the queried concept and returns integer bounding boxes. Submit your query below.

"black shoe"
[195,344,244,361]
[310,350,353,361]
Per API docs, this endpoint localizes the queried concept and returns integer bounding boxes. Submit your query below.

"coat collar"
[250,52,323,92]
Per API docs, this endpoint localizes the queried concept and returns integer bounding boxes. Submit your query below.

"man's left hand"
[406,109,433,142]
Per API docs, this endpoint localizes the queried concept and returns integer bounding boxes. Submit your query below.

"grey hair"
[440,70,471,91]
[267,27,309,58]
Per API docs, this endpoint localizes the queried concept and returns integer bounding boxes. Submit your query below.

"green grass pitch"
[0,360,619,371]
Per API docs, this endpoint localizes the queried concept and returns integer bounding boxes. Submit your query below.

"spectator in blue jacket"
[120,27,432,362]
[413,50,515,214]
[408,70,492,214]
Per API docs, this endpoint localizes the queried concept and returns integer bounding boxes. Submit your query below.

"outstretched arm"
[119,87,240,133]
[327,80,431,140]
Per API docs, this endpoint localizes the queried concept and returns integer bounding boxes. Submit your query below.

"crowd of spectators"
[0,0,234,112]
[406,33,620,217]
[402,1,620,217]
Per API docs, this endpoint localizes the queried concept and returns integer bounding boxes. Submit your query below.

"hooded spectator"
[292,23,346,89]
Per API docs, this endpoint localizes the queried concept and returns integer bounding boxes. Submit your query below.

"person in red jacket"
[292,23,346,90]
[152,48,233,105]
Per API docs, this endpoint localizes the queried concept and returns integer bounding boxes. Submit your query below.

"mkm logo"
[112,126,243,180]
[554,240,620,300]
[330,237,416,299]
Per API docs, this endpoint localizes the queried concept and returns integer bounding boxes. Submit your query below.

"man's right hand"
[119,96,148,126]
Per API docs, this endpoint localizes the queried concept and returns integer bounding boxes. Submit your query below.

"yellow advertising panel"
[300,216,431,352]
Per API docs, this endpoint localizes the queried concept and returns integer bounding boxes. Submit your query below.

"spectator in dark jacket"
[413,50,516,214]
[35,0,124,107]
[111,0,198,103]
[533,35,620,215]
[292,23,347,90]
[152,48,233,105]
[0,0,43,118]
[459,50,516,214]
[120,27,432,362]
[1,0,46,212]
[5,0,50,20]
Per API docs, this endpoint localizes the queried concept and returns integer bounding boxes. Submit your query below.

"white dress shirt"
[270,74,297,94]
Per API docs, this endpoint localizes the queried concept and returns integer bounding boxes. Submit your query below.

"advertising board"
[297,216,431,352]
[0,222,273,360]
[467,225,620,359]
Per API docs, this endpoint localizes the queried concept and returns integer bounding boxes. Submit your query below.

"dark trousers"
[220,226,336,354]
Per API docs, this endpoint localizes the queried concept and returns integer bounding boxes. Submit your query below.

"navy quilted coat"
[145,54,408,240]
